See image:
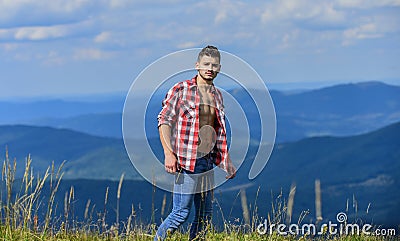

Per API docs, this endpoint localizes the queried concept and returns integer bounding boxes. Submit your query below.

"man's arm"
[158,83,182,174]
[159,124,178,173]
[225,153,236,179]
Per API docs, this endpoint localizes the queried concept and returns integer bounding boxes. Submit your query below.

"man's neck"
[196,75,213,86]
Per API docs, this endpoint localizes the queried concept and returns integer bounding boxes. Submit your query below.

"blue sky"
[0,0,399,99]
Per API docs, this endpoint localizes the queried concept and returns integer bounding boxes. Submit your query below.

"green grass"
[0,226,395,241]
[0,153,397,241]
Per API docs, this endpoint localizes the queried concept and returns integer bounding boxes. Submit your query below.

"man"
[155,45,236,241]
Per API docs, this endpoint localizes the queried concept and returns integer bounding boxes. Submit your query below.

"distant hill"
[222,121,400,227]
[270,81,400,141]
[0,125,139,180]
[1,81,398,142]
[0,121,399,226]
[0,99,124,123]
[30,113,123,138]
[272,81,400,116]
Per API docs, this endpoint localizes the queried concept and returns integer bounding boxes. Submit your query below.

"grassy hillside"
[219,121,400,227]
[0,122,399,230]
[0,156,397,241]
[0,125,139,180]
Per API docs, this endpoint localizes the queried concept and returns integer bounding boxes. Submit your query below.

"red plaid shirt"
[157,76,229,173]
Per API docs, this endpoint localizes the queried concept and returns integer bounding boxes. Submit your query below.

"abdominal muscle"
[197,95,217,154]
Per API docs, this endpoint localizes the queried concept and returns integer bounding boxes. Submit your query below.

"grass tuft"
[0,151,396,240]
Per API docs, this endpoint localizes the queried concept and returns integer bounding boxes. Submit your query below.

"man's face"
[196,55,221,81]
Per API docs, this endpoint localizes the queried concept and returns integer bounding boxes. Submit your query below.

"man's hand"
[226,165,236,179]
[225,155,236,179]
[159,125,178,174]
[164,152,178,174]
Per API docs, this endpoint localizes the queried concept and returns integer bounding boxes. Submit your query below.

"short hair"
[197,45,220,62]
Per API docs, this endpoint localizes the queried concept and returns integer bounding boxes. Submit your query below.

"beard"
[199,70,217,81]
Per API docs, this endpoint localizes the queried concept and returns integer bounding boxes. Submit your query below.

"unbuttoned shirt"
[157,76,229,173]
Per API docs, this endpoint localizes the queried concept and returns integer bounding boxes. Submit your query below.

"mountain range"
[0,121,399,227]
[1,81,399,142]
[0,125,139,180]
[0,80,399,228]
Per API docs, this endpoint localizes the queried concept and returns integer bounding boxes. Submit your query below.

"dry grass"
[0,152,397,240]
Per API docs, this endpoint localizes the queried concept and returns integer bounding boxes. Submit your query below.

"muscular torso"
[197,85,217,153]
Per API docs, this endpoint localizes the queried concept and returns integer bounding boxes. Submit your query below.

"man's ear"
[195,61,199,70]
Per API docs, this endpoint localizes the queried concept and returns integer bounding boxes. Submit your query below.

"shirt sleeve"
[157,83,181,127]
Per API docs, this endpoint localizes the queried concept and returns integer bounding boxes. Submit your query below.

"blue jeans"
[154,156,214,241]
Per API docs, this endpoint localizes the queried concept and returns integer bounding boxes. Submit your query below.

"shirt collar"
[190,75,217,94]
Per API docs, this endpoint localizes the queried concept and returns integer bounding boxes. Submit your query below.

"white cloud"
[344,23,381,40]
[0,0,94,28]
[278,29,300,50]
[108,0,135,8]
[42,50,65,65]
[94,31,112,43]
[177,42,198,49]
[335,0,400,9]
[0,43,19,51]
[212,0,248,24]
[342,13,400,45]
[93,30,129,49]
[0,28,13,40]
[257,0,400,52]
[261,0,346,29]
[0,0,398,98]
[0,0,399,70]
[73,48,114,60]
[0,19,95,41]
[14,26,68,41]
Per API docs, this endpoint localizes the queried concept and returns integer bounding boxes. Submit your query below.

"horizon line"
[0,79,399,101]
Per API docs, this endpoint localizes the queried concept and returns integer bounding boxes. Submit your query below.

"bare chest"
[198,90,216,126]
